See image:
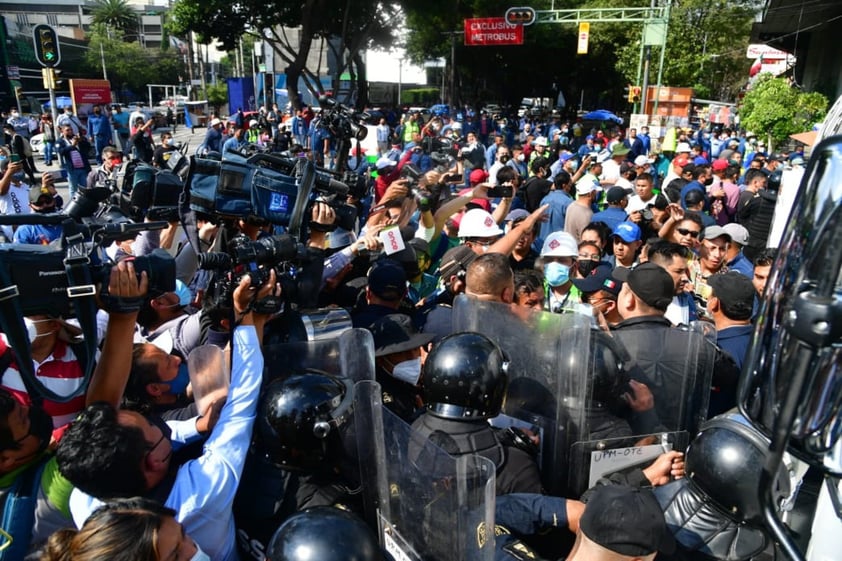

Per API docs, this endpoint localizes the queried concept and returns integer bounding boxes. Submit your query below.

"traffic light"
[41,68,62,89]
[505,7,536,26]
[626,85,642,103]
[33,24,61,68]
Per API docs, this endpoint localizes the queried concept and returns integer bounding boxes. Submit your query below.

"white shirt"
[0,181,32,240]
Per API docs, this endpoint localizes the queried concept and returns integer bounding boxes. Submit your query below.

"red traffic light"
[505,7,536,26]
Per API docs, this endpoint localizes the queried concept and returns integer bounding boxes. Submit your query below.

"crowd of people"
[0,100,806,561]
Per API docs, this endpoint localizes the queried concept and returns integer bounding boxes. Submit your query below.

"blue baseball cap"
[612,222,641,243]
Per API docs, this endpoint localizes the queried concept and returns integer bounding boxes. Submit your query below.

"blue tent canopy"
[582,109,623,124]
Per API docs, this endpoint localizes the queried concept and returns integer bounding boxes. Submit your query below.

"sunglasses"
[677,228,701,238]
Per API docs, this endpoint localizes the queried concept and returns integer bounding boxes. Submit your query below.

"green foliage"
[204,83,228,113]
[402,88,440,104]
[89,0,138,39]
[84,24,184,96]
[740,75,828,145]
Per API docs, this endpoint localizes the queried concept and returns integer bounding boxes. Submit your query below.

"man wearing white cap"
[540,231,581,313]
[565,179,601,241]
[202,117,224,154]
[528,136,549,172]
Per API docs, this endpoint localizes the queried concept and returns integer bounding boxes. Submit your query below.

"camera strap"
[0,219,98,404]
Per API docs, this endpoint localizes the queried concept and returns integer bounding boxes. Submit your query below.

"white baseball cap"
[575,178,602,196]
[458,208,503,238]
[534,136,549,147]
[676,142,692,153]
[210,118,222,127]
[375,156,397,170]
[540,231,578,257]
[634,155,654,166]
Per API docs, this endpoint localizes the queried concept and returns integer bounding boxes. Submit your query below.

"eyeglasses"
[145,433,166,457]
[677,228,701,238]
[578,253,600,261]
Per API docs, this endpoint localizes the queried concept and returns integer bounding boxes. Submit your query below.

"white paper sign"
[588,443,671,487]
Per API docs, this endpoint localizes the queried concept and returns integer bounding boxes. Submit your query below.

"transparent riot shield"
[364,406,496,561]
[609,320,715,437]
[567,431,691,498]
[451,295,591,496]
[261,327,375,384]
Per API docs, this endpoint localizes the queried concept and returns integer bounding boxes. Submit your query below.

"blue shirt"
[590,206,628,232]
[537,190,573,248]
[727,252,754,278]
[71,326,263,561]
[717,324,753,370]
[13,223,62,244]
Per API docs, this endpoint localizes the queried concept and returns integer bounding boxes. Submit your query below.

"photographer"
[129,116,155,163]
[0,156,31,240]
[56,125,92,201]
[374,149,413,203]
[57,261,276,561]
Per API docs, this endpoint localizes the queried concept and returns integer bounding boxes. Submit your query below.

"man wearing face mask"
[86,145,121,189]
[0,156,32,241]
[1,313,93,431]
[154,132,178,168]
[540,231,582,314]
[369,314,435,422]
[13,182,62,244]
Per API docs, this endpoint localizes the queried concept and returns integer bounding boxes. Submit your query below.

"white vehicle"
[29,133,45,155]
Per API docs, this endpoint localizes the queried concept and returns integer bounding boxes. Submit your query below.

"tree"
[89,0,139,39]
[204,83,228,114]
[167,0,397,110]
[83,24,184,98]
[740,74,828,148]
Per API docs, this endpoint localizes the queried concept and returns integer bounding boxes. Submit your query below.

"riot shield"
[261,327,375,384]
[451,295,591,496]
[609,320,715,437]
[363,406,496,561]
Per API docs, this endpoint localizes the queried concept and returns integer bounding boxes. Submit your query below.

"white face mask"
[390,357,423,385]
[24,317,54,344]
[189,544,210,561]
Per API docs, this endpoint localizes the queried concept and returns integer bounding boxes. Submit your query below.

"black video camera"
[198,234,305,315]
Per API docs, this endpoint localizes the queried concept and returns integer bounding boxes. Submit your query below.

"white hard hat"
[458,209,503,238]
[540,231,578,257]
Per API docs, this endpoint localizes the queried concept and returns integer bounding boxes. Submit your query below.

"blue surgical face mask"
[166,363,191,395]
[174,280,192,307]
[390,357,423,386]
[544,262,570,287]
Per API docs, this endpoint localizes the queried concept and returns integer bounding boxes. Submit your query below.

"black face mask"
[29,405,54,454]
[500,155,511,164]
[578,260,599,277]
[703,176,714,186]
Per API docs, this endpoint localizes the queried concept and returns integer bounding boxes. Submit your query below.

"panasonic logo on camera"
[38,270,66,277]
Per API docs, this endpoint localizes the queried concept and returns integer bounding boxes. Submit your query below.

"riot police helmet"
[422,332,509,420]
[266,506,383,561]
[256,369,355,471]
[685,411,790,524]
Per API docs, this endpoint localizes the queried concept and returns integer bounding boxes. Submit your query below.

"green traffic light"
[45,52,55,60]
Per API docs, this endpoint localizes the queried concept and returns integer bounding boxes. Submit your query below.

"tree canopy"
[83,24,184,97]
[739,74,828,147]
[167,0,398,108]
[88,0,138,39]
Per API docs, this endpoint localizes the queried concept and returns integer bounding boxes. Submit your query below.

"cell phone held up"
[10,154,21,163]
[486,182,514,198]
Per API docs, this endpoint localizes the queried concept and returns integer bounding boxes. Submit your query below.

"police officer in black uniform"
[234,370,365,560]
[410,332,544,495]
